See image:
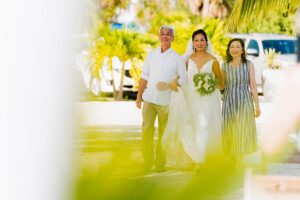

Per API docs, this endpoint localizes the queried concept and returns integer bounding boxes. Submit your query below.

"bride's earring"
[193,46,196,52]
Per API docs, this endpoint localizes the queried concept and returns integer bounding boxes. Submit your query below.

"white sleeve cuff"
[140,74,149,80]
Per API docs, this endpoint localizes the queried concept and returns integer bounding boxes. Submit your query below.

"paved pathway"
[76,98,300,200]
[77,96,271,127]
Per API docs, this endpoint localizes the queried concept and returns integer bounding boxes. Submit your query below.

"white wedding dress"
[162,59,222,169]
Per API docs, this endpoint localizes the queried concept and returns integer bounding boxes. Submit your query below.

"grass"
[74,126,245,200]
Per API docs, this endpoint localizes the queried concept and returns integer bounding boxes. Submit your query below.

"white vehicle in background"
[76,51,135,96]
[229,33,297,94]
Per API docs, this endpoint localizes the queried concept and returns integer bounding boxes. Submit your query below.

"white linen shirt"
[141,48,187,106]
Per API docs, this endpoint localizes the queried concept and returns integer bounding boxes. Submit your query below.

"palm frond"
[225,0,300,31]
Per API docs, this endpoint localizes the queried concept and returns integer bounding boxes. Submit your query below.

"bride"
[161,29,224,170]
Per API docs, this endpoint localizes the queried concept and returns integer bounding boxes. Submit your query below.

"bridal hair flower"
[193,73,216,96]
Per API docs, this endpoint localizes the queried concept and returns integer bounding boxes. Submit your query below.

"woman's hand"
[170,79,178,92]
[255,105,261,117]
[157,82,171,90]
[156,79,178,91]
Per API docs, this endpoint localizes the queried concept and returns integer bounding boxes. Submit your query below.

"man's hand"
[136,95,142,109]
[170,79,178,91]
[157,82,171,90]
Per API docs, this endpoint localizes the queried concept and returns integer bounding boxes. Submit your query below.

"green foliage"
[88,0,298,98]
[224,0,236,9]
[96,0,131,23]
[147,9,194,54]
[129,58,143,91]
[75,128,243,200]
[89,25,112,78]
[264,48,282,69]
[193,72,216,96]
[202,19,231,59]
[226,0,300,32]
[90,23,157,69]
[236,10,296,35]
[115,30,156,62]
[89,23,156,98]
[147,11,230,57]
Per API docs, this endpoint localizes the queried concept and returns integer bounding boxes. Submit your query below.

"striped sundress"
[222,61,257,156]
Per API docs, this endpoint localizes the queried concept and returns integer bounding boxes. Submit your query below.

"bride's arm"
[212,60,224,90]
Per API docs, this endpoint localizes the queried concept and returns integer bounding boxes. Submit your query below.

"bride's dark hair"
[192,29,208,42]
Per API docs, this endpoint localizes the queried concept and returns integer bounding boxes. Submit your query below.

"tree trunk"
[202,0,210,18]
[116,62,125,100]
[109,57,118,99]
[89,63,101,96]
[185,0,198,15]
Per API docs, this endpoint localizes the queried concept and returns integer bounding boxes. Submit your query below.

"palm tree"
[90,25,156,100]
[114,29,156,100]
[226,0,300,31]
[97,0,131,23]
[202,18,231,59]
[129,58,143,91]
[264,48,281,69]
[202,0,210,18]
[89,33,118,97]
[90,25,124,98]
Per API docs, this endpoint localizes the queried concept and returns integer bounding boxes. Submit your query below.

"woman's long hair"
[225,38,247,63]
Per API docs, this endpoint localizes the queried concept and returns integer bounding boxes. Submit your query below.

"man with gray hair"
[136,25,187,172]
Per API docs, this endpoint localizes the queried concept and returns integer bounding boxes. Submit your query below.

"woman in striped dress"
[222,38,261,164]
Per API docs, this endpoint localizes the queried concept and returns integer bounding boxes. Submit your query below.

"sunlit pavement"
[77,96,300,167]
[77,96,269,127]
[77,97,300,200]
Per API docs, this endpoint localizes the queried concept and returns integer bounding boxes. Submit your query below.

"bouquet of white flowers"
[193,72,216,96]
